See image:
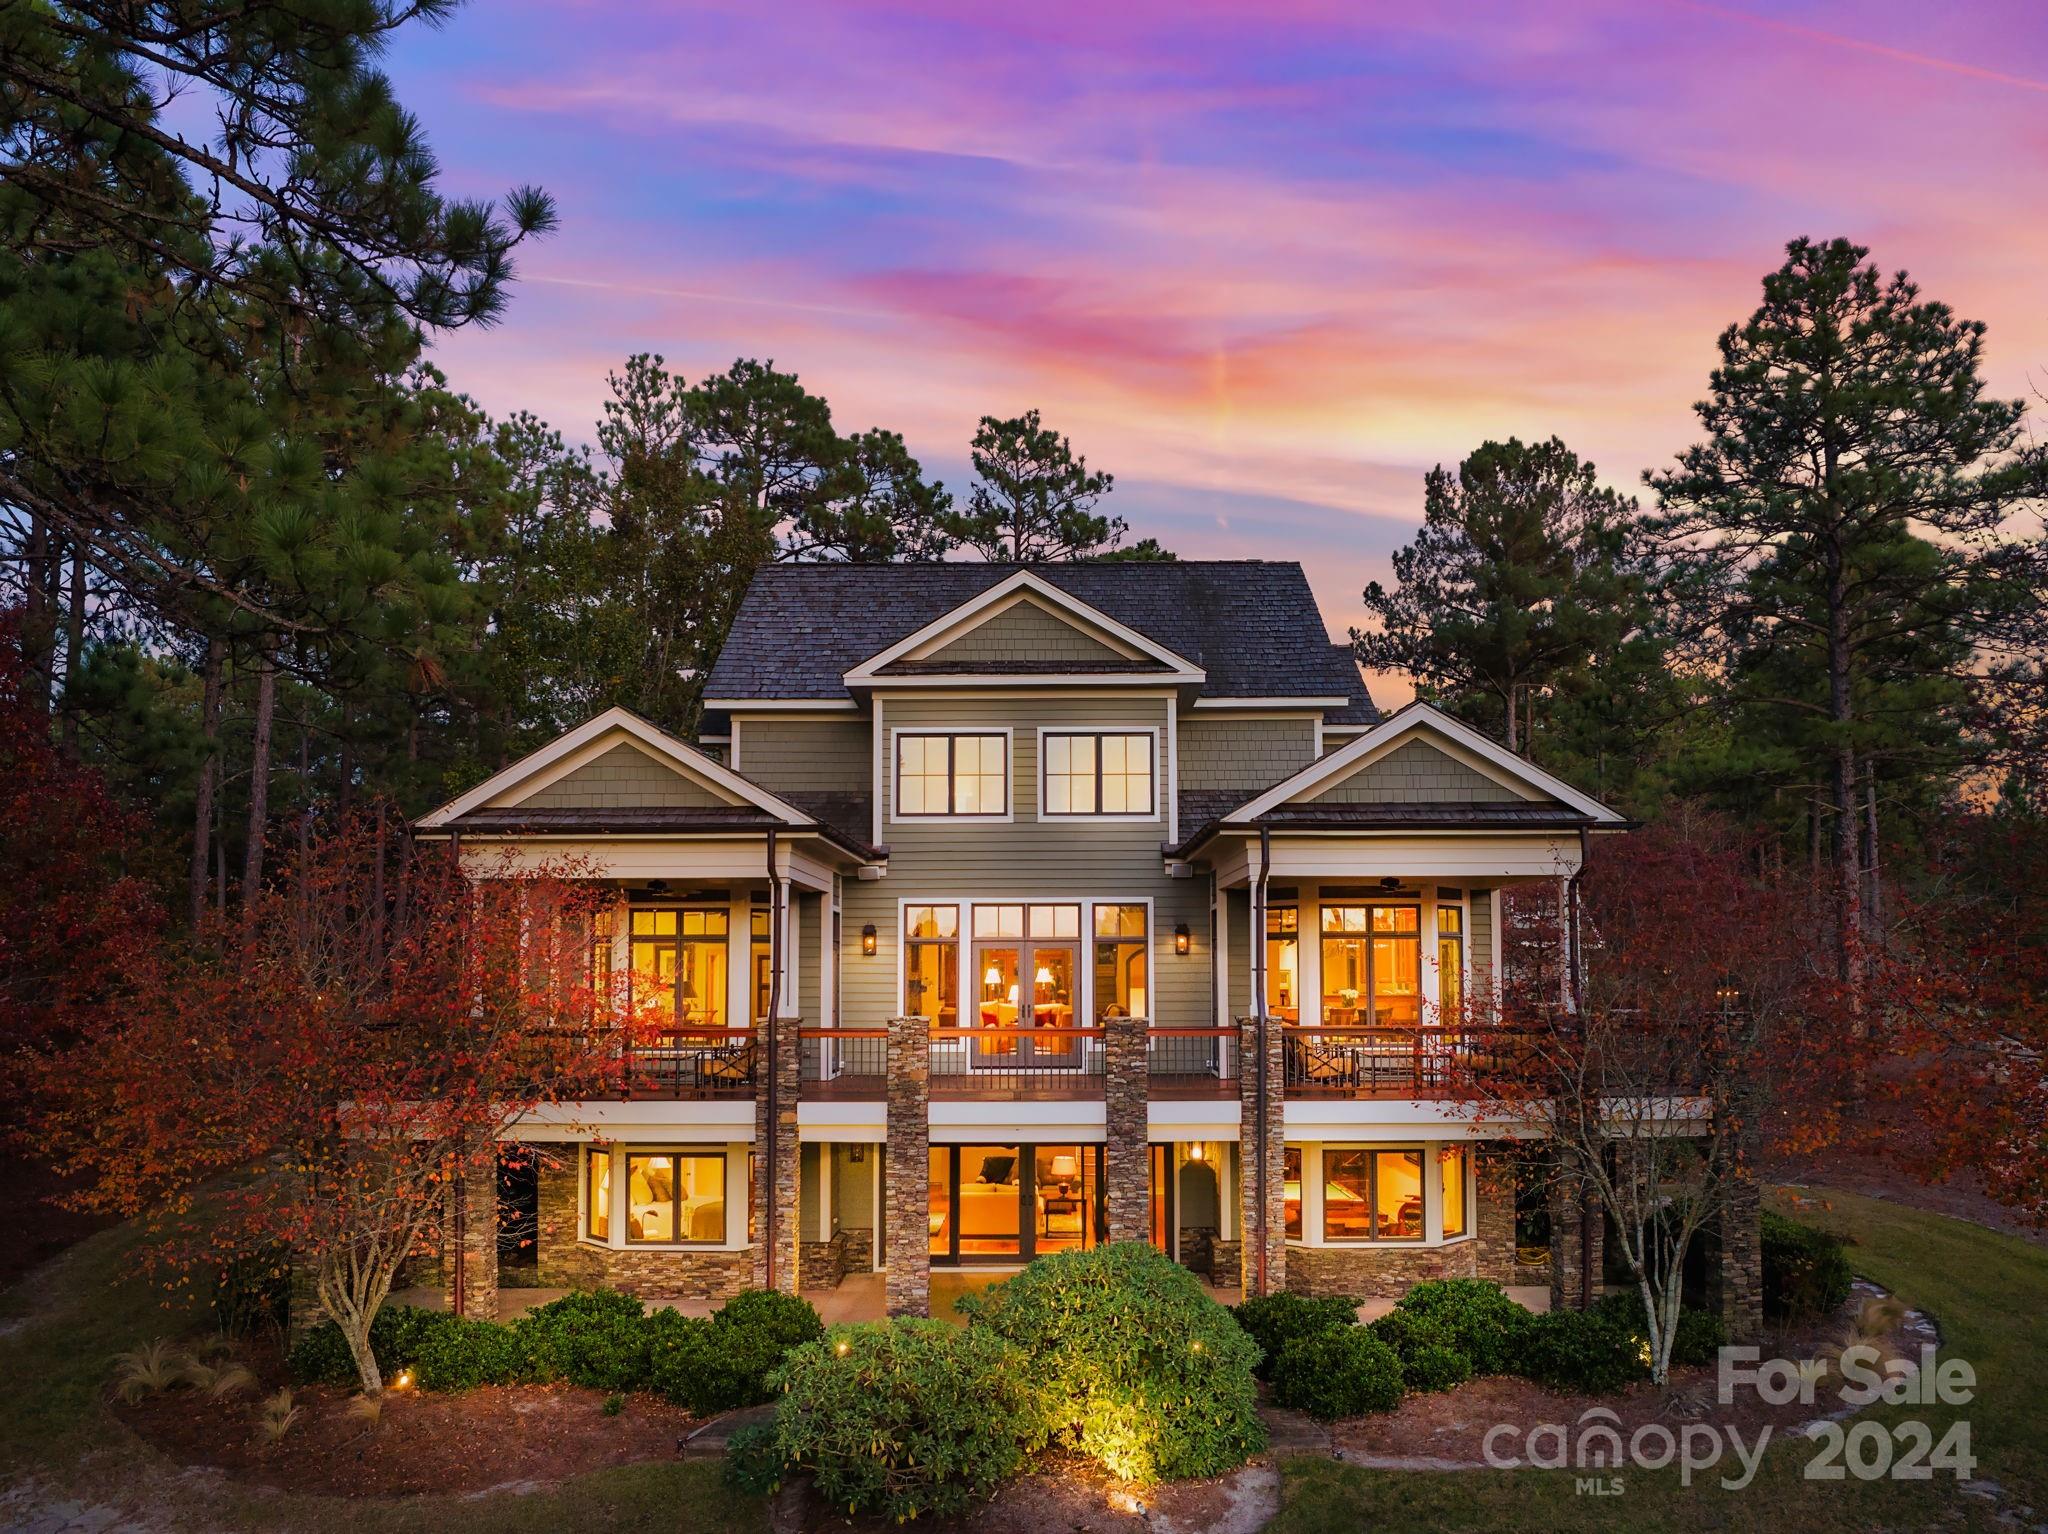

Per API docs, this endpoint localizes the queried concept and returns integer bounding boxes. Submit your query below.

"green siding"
[1226,889,1251,1019]
[840,690,1212,1027]
[797,891,822,1021]
[736,717,869,792]
[917,600,1127,667]
[1307,738,1525,805]
[832,1146,875,1235]
[517,741,729,809]
[1178,716,1318,794]
[1470,889,1494,995]
[799,1143,822,1235]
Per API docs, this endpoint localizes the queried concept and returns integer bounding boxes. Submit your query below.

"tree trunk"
[21,510,54,713]
[189,636,226,929]
[1503,685,1519,753]
[1864,774,1882,933]
[1824,546,1862,994]
[59,543,86,754]
[242,640,277,909]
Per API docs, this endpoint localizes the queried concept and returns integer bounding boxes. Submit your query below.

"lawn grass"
[0,1221,767,1533]
[1269,1186,2046,1534]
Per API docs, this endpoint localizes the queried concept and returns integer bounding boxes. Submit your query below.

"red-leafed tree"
[1456,809,1835,1381]
[0,612,162,1104]
[1862,812,2048,1225]
[34,816,630,1395]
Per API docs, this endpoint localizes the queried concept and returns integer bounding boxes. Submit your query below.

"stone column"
[1104,1014,1150,1244]
[752,1013,803,1293]
[1236,1014,1286,1297]
[1712,1117,1764,1343]
[445,1160,499,1321]
[884,1014,931,1317]
[1546,1154,1602,1311]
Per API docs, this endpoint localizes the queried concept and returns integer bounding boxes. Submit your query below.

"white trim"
[702,698,860,712]
[1226,701,1625,825]
[1190,695,1351,710]
[1034,725,1163,824]
[886,726,1015,825]
[859,672,1196,690]
[417,706,817,829]
[843,571,1205,685]
[1165,705,1179,846]
[871,696,885,846]
[728,717,740,771]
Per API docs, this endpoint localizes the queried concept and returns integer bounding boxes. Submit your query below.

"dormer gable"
[416,707,812,829]
[843,570,1204,688]
[1228,702,1627,823]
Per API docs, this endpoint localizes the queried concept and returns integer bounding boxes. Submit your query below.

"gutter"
[762,829,786,1292]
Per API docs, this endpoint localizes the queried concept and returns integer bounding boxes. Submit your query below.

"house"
[414,560,1759,1330]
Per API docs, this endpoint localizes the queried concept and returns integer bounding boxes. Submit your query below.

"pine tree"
[1650,238,2046,975]
[950,409,1124,560]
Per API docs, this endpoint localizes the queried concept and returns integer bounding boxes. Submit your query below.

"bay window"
[1320,904,1421,1026]
[630,908,729,1028]
[1440,1144,1470,1239]
[1322,1148,1425,1242]
[624,1150,726,1245]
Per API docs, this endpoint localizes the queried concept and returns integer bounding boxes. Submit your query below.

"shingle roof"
[703,561,1378,718]
[1164,799,1599,859]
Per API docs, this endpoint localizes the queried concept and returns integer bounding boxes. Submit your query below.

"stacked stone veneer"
[1712,1113,1764,1343]
[1548,1159,1605,1311]
[885,1014,931,1316]
[534,1161,751,1300]
[751,1012,802,1294]
[443,1165,500,1321]
[1104,1016,1150,1243]
[1237,1015,1287,1296]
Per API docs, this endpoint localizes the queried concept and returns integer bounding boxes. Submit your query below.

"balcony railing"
[800,1027,888,1098]
[1147,1027,1237,1097]
[1278,1024,1524,1097]
[931,1026,1104,1100]
[617,1026,760,1099]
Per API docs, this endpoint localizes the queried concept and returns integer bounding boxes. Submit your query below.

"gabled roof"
[701,561,1377,717]
[414,707,884,861]
[1166,701,1627,856]
[845,570,1204,687]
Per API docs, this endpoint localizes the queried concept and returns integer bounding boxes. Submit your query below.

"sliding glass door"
[927,1143,1105,1265]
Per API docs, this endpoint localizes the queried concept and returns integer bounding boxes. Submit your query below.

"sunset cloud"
[391,0,2048,701]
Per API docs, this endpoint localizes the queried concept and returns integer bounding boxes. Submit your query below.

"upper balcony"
[799,1023,1243,1102]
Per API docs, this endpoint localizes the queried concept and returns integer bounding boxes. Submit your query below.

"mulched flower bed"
[1328,1288,1929,1468]
[116,1382,700,1498]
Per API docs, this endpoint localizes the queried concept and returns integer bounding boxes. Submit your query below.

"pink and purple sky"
[389,0,2048,662]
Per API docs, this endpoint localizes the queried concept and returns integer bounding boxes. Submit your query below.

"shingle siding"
[1307,739,1524,805]
[1179,716,1319,795]
[1470,889,1494,994]
[736,718,870,792]
[515,742,729,809]
[917,600,1128,667]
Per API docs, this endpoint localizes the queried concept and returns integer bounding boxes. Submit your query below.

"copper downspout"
[451,830,466,1319]
[762,829,785,1292]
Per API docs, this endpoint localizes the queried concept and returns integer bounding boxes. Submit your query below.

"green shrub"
[768,1321,1042,1522]
[647,1289,825,1415]
[1587,1291,1727,1370]
[414,1316,533,1391]
[286,1304,449,1387]
[514,1290,650,1392]
[1762,1213,1854,1322]
[1393,1280,1536,1375]
[961,1242,1265,1484]
[1269,1327,1405,1420]
[1230,1291,1356,1379]
[1514,1308,1648,1394]
[1404,1343,1474,1394]
[723,1419,791,1497]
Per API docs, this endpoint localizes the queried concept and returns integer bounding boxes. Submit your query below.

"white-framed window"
[1039,729,1157,818]
[896,896,1157,1029]
[894,731,1009,818]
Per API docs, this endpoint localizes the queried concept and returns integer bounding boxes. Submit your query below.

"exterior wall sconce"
[860,923,878,957]
[1174,922,1192,955]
